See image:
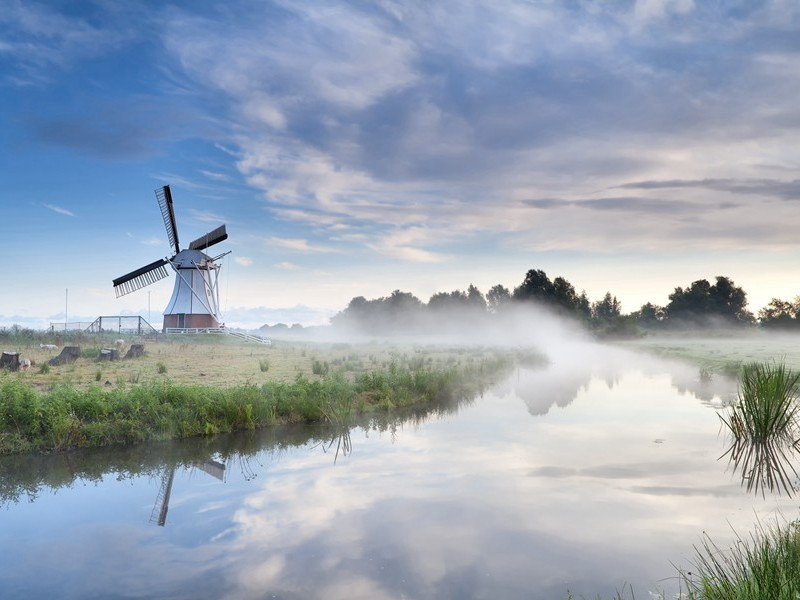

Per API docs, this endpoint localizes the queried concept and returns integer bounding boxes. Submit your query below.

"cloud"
[234,256,253,266]
[616,178,800,200]
[200,170,231,182]
[43,203,74,217]
[269,237,339,254]
[274,261,299,270]
[187,209,229,224]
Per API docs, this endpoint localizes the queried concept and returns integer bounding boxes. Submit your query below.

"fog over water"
[4,312,795,598]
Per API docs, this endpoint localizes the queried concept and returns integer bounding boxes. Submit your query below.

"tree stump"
[98,348,119,361]
[49,346,80,366]
[0,352,20,371]
[124,344,145,359]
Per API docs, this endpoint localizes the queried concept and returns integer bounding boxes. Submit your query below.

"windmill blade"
[113,258,170,297]
[188,224,228,251]
[155,185,180,255]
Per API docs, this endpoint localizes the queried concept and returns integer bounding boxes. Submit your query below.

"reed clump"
[720,362,800,445]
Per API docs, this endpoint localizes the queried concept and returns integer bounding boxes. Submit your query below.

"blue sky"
[2,0,799,329]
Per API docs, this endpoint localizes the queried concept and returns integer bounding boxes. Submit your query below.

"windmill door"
[177,314,186,328]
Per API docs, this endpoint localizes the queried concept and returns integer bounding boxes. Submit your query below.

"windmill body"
[162,248,222,329]
[113,186,229,332]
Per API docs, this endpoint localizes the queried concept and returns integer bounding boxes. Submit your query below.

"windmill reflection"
[722,437,800,497]
[150,459,226,526]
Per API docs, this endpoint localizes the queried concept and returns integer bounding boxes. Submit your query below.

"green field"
[0,332,537,454]
[619,331,800,375]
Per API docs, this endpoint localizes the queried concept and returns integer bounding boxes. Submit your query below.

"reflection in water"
[2,352,793,600]
[150,460,226,526]
[0,386,473,509]
[722,437,800,497]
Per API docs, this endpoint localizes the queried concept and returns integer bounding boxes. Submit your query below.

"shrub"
[156,363,168,375]
[259,359,270,373]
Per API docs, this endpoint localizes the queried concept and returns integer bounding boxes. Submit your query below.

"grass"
[720,362,800,445]
[0,355,514,454]
[718,362,800,497]
[681,519,800,600]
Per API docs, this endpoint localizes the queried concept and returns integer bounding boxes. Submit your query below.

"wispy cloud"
[43,203,74,217]
[187,208,228,224]
[235,256,253,266]
[199,169,231,182]
[269,237,340,254]
[274,261,299,270]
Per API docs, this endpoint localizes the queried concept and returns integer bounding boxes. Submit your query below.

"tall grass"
[720,362,800,445]
[719,362,800,497]
[682,520,800,599]
[0,357,512,454]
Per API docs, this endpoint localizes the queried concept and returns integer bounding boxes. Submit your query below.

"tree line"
[332,268,800,336]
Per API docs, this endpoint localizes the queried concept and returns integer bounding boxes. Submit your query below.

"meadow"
[0,331,531,454]
[1,331,510,390]
[620,330,800,375]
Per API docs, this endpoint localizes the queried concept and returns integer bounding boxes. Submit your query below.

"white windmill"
[113,185,230,331]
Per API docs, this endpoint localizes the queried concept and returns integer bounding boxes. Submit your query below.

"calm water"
[1,344,797,599]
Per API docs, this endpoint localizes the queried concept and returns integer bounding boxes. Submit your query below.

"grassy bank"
[0,356,515,455]
[618,331,800,376]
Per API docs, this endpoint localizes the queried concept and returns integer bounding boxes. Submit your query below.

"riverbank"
[617,330,800,375]
[0,353,520,455]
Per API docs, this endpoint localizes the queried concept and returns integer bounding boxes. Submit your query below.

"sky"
[1,0,799,330]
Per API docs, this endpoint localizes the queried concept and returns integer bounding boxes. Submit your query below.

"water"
[1,346,797,599]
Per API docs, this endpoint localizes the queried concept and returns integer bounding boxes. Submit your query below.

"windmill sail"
[188,224,228,251]
[113,258,170,297]
[156,185,180,255]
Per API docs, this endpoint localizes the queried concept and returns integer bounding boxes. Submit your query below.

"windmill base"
[163,313,219,331]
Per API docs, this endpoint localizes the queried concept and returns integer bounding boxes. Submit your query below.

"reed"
[720,362,800,445]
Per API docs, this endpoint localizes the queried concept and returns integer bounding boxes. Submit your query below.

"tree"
[513,269,554,303]
[592,292,621,324]
[759,297,800,328]
[576,291,592,322]
[633,302,665,327]
[486,284,511,313]
[665,276,753,325]
[466,284,487,312]
[552,277,579,313]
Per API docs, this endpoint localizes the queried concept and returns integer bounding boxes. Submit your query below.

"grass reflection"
[719,361,800,497]
[721,436,799,497]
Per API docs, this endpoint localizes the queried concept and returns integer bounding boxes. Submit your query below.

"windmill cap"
[172,248,215,269]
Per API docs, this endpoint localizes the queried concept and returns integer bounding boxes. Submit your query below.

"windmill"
[112,185,230,331]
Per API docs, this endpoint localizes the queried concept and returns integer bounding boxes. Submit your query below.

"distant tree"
[592,292,621,324]
[576,291,592,322]
[552,277,580,313]
[428,290,468,311]
[332,290,424,333]
[759,297,800,329]
[513,269,554,304]
[466,284,487,312]
[386,290,424,313]
[486,284,511,313]
[633,302,665,327]
[666,276,753,326]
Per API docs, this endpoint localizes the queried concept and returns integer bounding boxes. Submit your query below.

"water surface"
[1,345,795,599]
